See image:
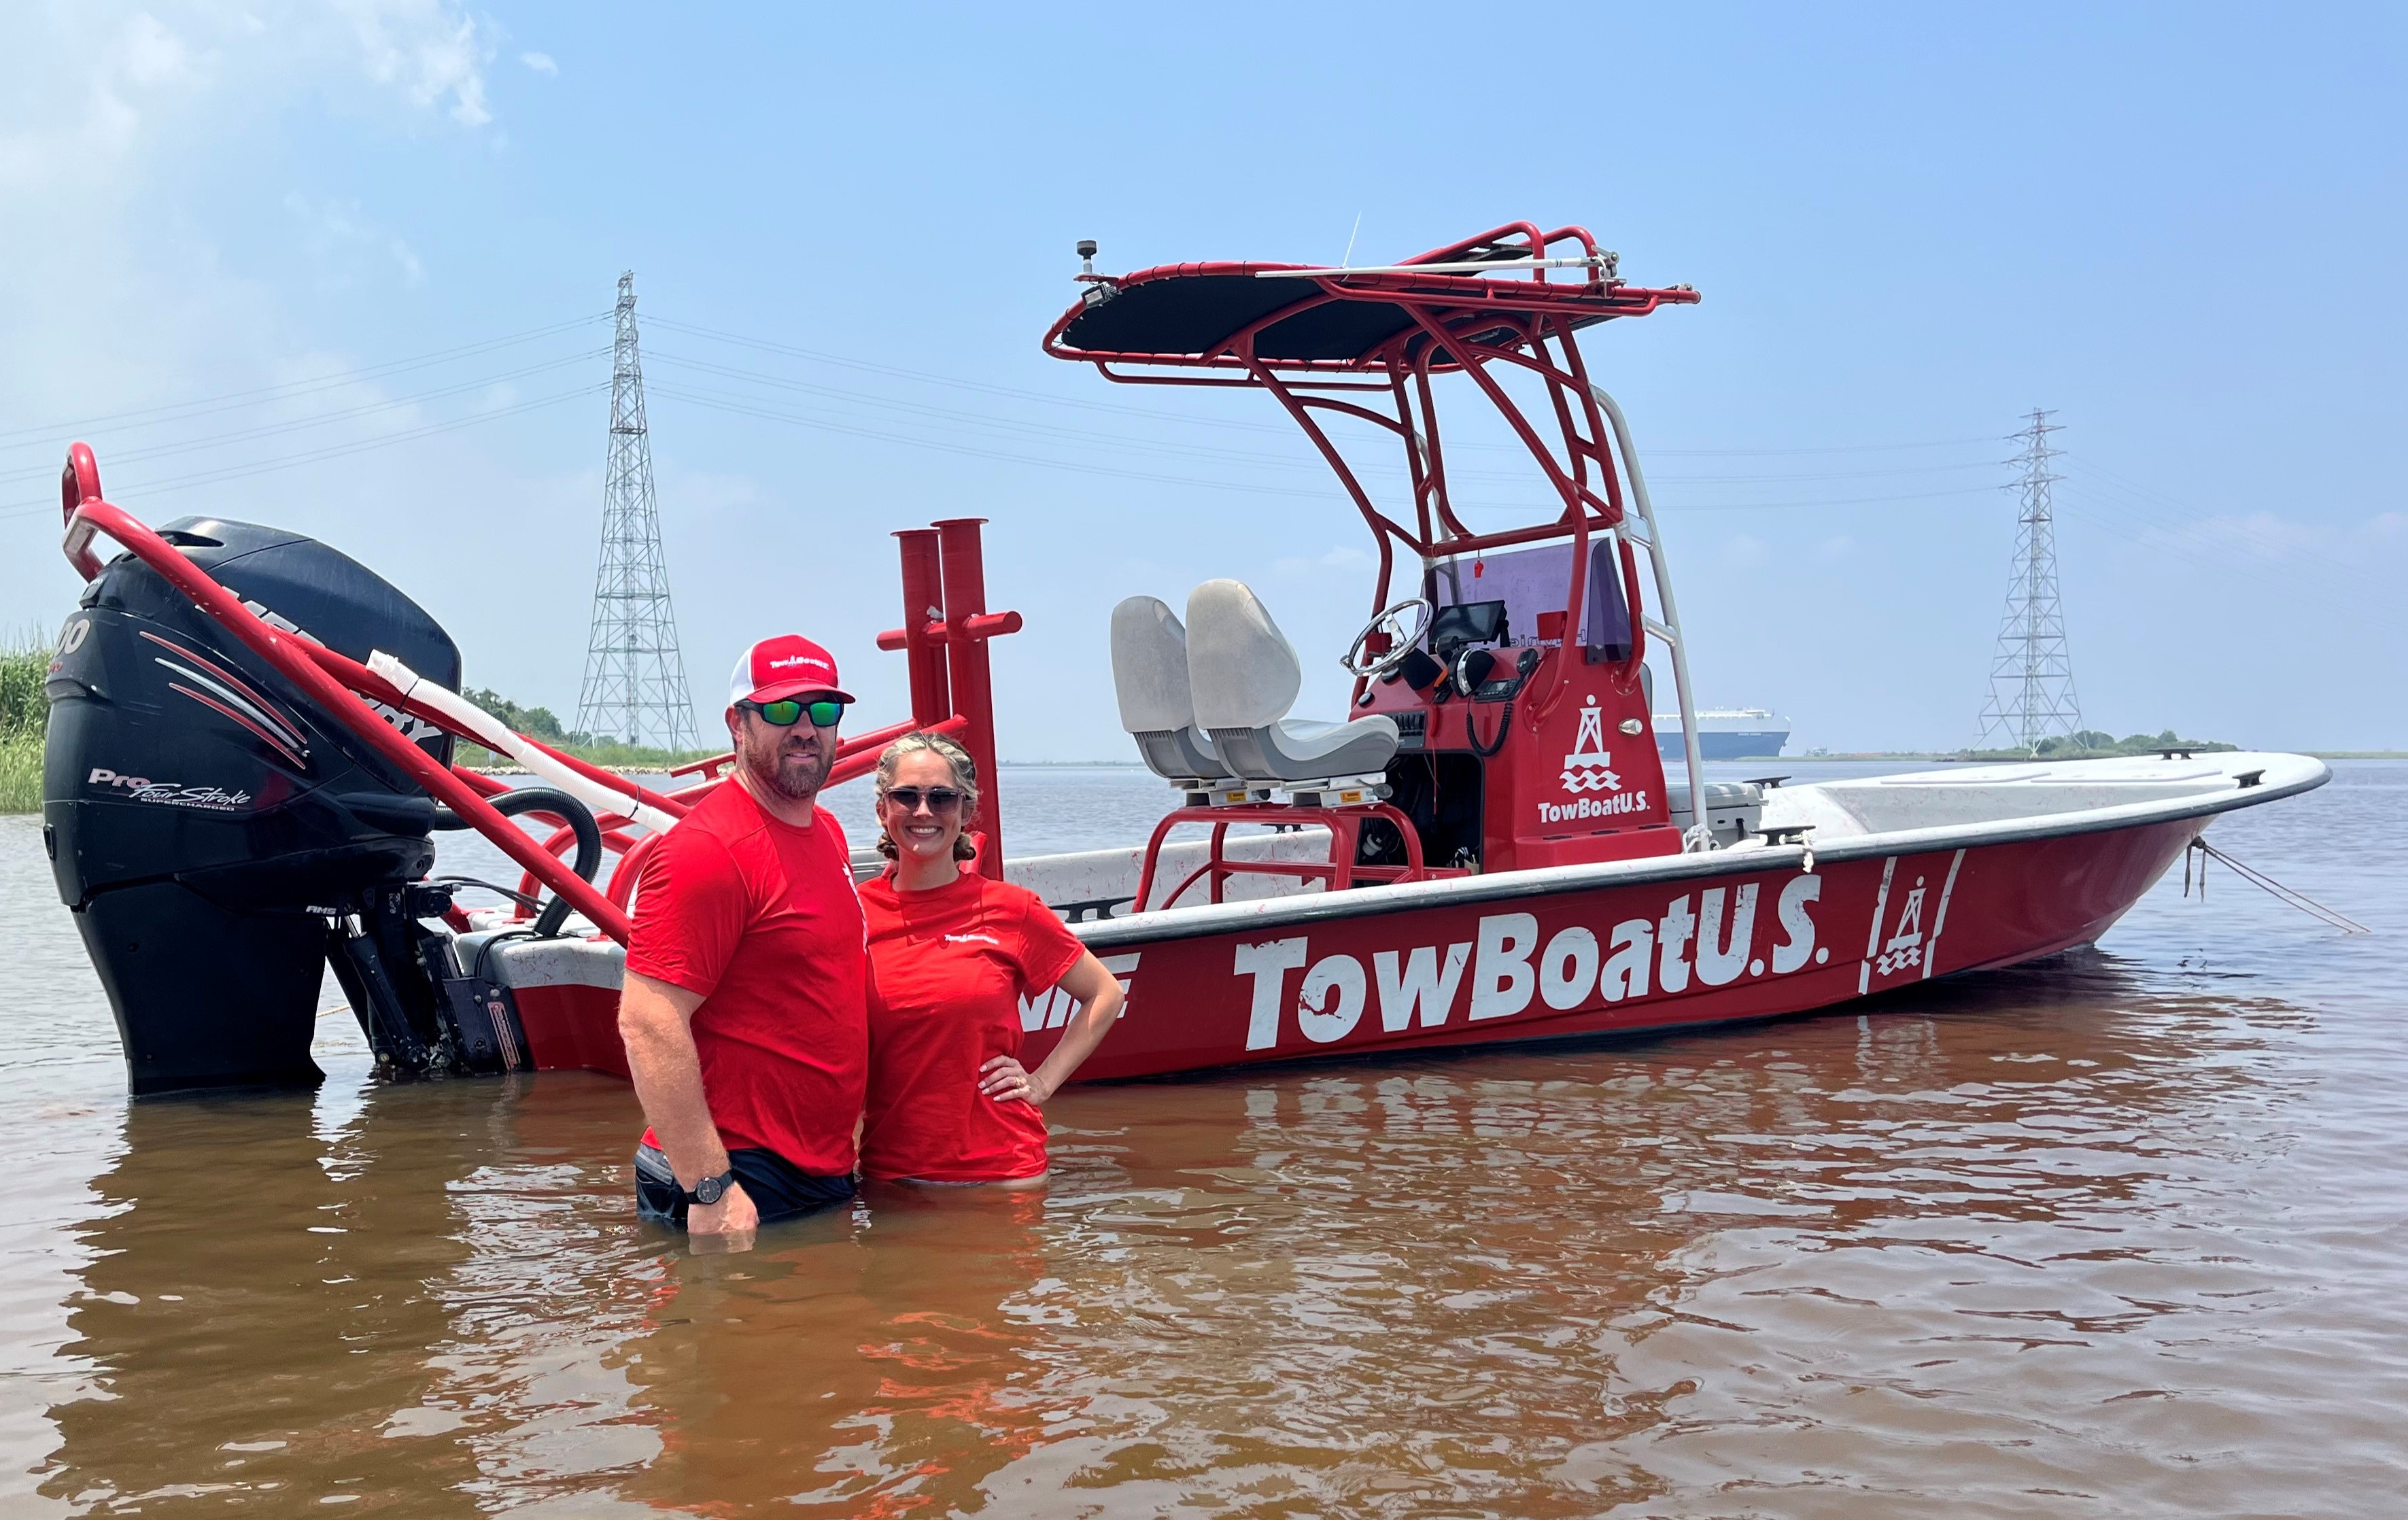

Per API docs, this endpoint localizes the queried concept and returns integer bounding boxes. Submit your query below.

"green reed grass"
[0,641,46,814]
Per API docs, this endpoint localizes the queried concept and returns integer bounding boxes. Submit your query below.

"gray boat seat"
[1110,596,1232,783]
[1186,579,1399,783]
[1666,779,1765,849]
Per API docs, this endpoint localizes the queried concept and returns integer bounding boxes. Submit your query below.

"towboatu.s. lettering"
[1228,874,1825,1052]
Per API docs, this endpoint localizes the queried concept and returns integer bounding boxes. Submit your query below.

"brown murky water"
[3,763,2403,1517]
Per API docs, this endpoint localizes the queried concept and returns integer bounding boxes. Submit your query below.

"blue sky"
[2,3,2401,757]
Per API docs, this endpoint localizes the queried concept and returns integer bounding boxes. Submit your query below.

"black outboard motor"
[43,516,553,1095]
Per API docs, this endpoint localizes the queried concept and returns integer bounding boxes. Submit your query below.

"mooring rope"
[2184,837,2371,934]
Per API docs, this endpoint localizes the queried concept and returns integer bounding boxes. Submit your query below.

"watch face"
[693,1173,726,1206]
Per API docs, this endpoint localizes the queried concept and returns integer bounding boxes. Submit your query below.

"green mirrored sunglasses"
[742,696,846,728]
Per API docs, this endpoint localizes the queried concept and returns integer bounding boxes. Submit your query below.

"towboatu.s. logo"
[1225,874,1830,1053]
[1561,695,1621,793]
[1857,850,1967,993]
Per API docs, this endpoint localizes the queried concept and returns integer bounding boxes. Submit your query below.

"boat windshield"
[1430,538,1630,662]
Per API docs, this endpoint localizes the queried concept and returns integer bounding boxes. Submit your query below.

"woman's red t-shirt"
[858,868,1085,1182]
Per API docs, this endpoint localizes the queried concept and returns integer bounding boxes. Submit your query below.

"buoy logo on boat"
[1558,695,1623,795]
[1230,874,1827,1052]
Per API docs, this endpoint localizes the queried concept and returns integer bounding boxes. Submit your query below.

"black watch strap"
[685,1169,737,1207]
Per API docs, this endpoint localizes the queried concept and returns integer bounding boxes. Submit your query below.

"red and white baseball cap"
[728,634,853,708]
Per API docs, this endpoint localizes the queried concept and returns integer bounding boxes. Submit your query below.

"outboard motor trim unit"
[43,517,560,1095]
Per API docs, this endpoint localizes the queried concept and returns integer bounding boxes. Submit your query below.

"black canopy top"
[1046,248,1696,375]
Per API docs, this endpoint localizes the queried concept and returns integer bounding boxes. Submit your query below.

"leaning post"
[892,528,950,727]
[932,518,1019,879]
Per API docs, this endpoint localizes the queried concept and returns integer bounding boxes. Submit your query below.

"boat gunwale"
[1062,753,2330,950]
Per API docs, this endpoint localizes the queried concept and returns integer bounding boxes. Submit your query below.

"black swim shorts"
[634,1142,857,1228]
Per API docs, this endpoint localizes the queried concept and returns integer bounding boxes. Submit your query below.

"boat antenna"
[1078,238,1097,277]
[1341,211,1363,269]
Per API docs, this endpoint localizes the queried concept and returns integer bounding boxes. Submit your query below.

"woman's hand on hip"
[980,1055,1050,1105]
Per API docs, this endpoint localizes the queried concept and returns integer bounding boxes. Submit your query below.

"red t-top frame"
[1043,221,1699,723]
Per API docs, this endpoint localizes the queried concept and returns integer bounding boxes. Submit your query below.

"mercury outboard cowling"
[43,516,494,1095]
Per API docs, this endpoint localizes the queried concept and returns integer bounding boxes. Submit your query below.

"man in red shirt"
[618,634,866,1245]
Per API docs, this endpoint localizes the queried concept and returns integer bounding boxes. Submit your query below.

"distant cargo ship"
[1655,706,1792,760]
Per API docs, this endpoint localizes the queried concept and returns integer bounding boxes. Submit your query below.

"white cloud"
[339,0,495,126]
[2084,508,2408,604]
[2135,510,2330,562]
[0,9,213,194]
[1272,545,1373,577]
[285,192,426,288]
[652,463,765,519]
[0,3,498,197]
[122,12,197,88]
[1720,532,1770,568]
[0,1,515,631]
[520,51,558,77]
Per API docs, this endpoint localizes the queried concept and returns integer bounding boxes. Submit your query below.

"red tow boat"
[43,224,2325,1096]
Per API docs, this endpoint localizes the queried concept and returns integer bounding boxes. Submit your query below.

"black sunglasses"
[741,697,846,728]
[884,786,965,814]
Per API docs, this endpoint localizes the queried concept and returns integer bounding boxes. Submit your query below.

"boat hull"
[495,811,2199,1084]
[1016,813,2190,1077]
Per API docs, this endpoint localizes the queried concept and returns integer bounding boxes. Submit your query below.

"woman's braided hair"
[873,730,981,862]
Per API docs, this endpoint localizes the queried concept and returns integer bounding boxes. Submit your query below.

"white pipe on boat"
[366,651,682,835]
[1589,385,1713,852]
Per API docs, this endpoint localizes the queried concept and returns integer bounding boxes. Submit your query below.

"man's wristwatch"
[685,1169,737,1207]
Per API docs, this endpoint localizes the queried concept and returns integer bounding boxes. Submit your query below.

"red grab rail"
[58,443,1024,929]
[59,446,634,942]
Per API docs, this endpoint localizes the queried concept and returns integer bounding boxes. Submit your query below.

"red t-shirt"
[857,868,1086,1182]
[624,780,867,1176]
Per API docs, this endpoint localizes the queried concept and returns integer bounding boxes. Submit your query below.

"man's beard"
[740,728,831,802]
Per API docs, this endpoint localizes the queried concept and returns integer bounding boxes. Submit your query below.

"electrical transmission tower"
[576,272,700,750]
[1974,409,2082,753]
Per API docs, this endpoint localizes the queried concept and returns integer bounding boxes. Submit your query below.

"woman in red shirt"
[858,732,1125,1185]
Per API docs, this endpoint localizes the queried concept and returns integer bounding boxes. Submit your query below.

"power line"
[648,350,2004,488]
[0,313,609,448]
[0,306,2006,538]
[0,385,604,522]
[24,306,2279,578]
[644,313,1995,460]
[644,314,1304,437]
[2050,489,2396,611]
[2056,453,2390,591]
[645,383,1349,502]
[0,349,608,485]
[1462,485,2006,513]
[645,356,1331,474]
[650,381,2016,519]
[1643,437,2001,457]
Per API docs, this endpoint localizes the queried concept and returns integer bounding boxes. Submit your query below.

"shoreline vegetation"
[2,643,41,814]
[2,657,2401,808]
[449,689,721,772]
[1788,729,2243,765]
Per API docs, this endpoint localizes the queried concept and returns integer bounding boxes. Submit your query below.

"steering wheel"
[1341,596,1435,680]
